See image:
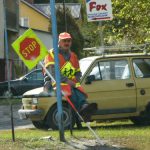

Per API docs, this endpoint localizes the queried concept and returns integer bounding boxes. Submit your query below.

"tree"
[34,0,84,57]
[56,8,84,57]
[78,0,150,50]
[105,0,150,44]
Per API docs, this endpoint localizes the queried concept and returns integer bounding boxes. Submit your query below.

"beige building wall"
[20,1,50,32]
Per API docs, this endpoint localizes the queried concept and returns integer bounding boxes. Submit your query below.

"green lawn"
[1,121,150,150]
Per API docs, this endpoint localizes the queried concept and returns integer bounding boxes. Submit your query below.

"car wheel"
[131,117,150,126]
[32,120,49,130]
[46,103,75,130]
[131,104,150,126]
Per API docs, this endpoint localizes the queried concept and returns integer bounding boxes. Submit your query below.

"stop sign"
[20,38,40,60]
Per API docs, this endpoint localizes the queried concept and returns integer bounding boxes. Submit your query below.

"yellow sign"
[12,29,48,70]
[61,62,76,79]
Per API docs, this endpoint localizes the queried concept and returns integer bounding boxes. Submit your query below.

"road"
[0,104,34,130]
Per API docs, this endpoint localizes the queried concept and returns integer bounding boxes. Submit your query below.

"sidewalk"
[0,104,34,130]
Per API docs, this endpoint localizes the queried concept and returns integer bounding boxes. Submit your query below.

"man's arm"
[74,71,82,82]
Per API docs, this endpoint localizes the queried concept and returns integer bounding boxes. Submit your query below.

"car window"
[89,60,130,81]
[26,70,43,80]
[89,63,101,80]
[79,59,94,75]
[133,58,150,78]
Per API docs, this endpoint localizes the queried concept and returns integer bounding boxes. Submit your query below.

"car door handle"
[126,83,134,87]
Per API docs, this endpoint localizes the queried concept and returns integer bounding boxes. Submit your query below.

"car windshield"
[79,59,93,76]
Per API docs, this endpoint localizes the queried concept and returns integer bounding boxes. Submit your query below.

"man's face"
[59,38,72,51]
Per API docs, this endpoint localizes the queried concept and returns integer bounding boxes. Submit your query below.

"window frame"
[132,58,150,78]
[86,58,131,81]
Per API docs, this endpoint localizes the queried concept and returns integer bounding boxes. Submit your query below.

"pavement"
[0,104,34,130]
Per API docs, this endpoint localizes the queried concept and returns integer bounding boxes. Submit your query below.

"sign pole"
[3,0,15,142]
[99,21,104,54]
[49,0,65,141]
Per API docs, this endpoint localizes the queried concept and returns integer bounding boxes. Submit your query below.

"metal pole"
[10,104,15,142]
[49,0,65,142]
[3,0,15,142]
[3,0,10,91]
[99,21,104,55]
[63,0,67,31]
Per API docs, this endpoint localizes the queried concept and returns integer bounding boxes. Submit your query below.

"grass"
[1,121,150,150]
[0,98,22,105]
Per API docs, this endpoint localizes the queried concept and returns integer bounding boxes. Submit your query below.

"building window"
[20,17,29,27]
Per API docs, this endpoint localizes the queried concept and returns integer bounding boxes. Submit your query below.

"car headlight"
[32,98,38,104]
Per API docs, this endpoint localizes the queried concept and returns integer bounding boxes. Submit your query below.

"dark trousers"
[69,88,87,111]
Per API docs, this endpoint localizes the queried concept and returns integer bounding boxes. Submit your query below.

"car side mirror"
[85,75,95,84]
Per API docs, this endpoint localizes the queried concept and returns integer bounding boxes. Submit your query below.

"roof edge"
[21,0,50,19]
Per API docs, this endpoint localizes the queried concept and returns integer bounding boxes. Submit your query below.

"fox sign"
[86,0,113,22]
[12,29,48,70]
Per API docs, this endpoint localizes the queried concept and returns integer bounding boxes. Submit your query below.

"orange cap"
[59,32,72,40]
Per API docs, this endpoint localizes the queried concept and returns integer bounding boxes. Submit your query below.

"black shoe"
[79,103,97,122]
[76,121,82,129]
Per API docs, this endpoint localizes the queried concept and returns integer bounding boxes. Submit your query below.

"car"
[18,53,150,129]
[0,69,44,96]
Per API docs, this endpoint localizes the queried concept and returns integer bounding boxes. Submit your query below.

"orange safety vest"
[44,49,87,97]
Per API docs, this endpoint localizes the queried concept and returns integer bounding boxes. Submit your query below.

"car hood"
[23,87,43,95]
[23,87,55,98]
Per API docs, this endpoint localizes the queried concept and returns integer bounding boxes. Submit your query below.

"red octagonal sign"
[20,38,40,60]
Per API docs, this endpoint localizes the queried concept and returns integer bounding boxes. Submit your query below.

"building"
[19,0,53,49]
[0,0,81,81]
[0,0,53,82]
[0,0,19,82]
[20,0,51,32]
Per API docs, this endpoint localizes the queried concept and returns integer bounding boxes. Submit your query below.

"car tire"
[32,120,49,130]
[131,117,150,126]
[46,103,75,130]
[131,104,150,126]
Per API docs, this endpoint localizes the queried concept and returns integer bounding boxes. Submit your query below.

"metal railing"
[83,43,150,55]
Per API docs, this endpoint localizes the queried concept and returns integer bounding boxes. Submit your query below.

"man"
[44,32,97,122]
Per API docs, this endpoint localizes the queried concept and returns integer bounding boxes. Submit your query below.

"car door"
[131,57,150,112]
[82,58,137,115]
